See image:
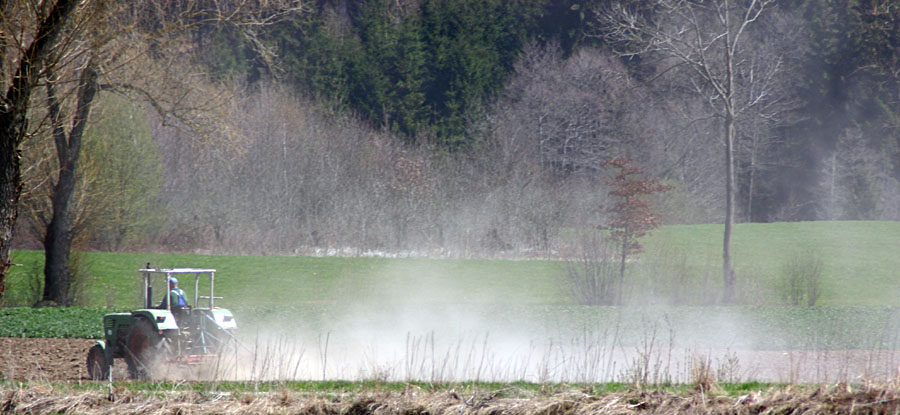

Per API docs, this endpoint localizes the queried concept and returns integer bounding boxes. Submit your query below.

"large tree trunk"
[0,0,79,304]
[41,64,98,305]
[0,115,24,303]
[42,179,76,304]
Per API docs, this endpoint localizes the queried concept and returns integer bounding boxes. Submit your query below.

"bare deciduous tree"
[0,0,86,303]
[2,0,305,305]
[26,2,232,305]
[496,42,639,174]
[601,0,778,303]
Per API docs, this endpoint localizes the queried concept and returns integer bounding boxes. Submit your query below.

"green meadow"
[646,221,900,305]
[5,221,899,308]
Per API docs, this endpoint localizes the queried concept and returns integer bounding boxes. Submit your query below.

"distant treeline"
[192,0,900,221]
[14,0,900,256]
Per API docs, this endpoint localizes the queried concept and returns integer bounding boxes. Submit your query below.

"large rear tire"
[86,344,110,380]
[125,318,163,379]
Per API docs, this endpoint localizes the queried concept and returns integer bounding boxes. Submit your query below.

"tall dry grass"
[5,382,900,415]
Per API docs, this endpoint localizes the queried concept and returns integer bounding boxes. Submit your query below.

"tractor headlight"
[156,315,166,322]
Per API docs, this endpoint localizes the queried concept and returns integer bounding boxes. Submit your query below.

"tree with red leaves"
[604,158,671,304]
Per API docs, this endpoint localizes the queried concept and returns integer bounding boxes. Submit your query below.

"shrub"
[777,250,824,306]
[562,233,620,306]
[690,355,719,393]
[2,260,44,307]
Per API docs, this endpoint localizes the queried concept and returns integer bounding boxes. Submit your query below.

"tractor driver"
[159,277,187,309]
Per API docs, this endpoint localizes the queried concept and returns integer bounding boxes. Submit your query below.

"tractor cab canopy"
[138,267,222,311]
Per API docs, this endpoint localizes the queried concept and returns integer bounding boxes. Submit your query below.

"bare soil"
[0,338,97,381]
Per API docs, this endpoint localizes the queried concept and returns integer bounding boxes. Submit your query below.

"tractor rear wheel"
[125,318,164,379]
[86,344,110,380]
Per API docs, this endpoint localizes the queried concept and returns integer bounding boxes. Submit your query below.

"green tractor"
[86,267,238,380]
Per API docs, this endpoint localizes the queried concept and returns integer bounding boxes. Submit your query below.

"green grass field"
[5,252,564,308]
[5,220,899,308]
[647,221,900,305]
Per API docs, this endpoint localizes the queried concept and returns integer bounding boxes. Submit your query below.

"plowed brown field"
[0,338,96,381]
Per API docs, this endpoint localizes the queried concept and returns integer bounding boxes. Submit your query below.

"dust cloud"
[191,261,900,384]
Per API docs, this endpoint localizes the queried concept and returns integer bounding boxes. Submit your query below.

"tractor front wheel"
[86,344,110,380]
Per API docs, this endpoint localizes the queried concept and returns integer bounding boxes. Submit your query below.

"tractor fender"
[209,308,237,330]
[132,309,179,331]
